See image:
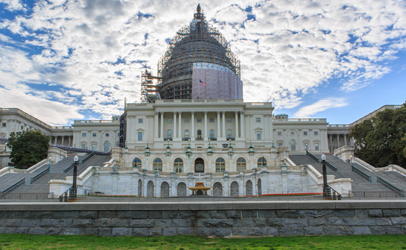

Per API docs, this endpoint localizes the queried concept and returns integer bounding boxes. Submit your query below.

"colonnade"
[328,133,352,153]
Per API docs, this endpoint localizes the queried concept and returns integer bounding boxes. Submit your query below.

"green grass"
[1,234,406,249]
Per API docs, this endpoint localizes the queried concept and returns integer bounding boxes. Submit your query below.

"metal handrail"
[63,162,75,173]
[325,161,338,172]
[377,177,404,197]
[307,150,337,171]
[58,186,73,202]
[0,178,25,199]
[306,150,319,163]
[30,167,49,184]
[326,185,342,200]
[351,165,372,183]
[81,152,93,164]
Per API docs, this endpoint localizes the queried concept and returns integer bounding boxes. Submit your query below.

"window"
[256,131,261,140]
[210,129,214,139]
[20,125,23,130]
[81,144,86,149]
[278,142,282,147]
[227,129,232,139]
[314,131,319,136]
[184,130,189,139]
[133,158,142,168]
[277,131,282,136]
[304,143,308,150]
[138,132,142,141]
[237,158,246,171]
[1,123,6,127]
[256,118,261,122]
[257,157,267,167]
[139,118,143,123]
[303,131,308,136]
[290,140,296,151]
[92,133,96,137]
[82,133,86,137]
[315,143,319,151]
[209,118,214,123]
[153,158,163,171]
[106,133,109,137]
[197,130,202,140]
[168,119,172,123]
[185,118,189,123]
[216,158,225,173]
[167,130,172,140]
[290,132,294,136]
[197,118,202,123]
[104,141,109,152]
[174,158,183,173]
[227,118,231,123]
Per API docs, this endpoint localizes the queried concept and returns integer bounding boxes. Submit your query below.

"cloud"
[294,98,348,117]
[0,0,405,122]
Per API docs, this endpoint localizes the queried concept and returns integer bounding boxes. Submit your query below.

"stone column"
[235,112,239,139]
[68,136,72,147]
[178,112,182,140]
[173,112,177,139]
[250,115,254,140]
[329,134,333,153]
[191,112,195,140]
[204,111,208,140]
[344,134,347,146]
[222,111,226,139]
[155,113,159,139]
[240,112,245,140]
[336,134,340,149]
[62,136,65,146]
[160,112,164,140]
[269,115,273,142]
[217,112,221,138]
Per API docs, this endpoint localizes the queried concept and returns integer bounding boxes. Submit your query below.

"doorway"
[195,158,204,173]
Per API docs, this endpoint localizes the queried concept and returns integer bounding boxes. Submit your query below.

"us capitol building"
[1,6,365,197]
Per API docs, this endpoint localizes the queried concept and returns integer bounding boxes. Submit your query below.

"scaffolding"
[141,69,161,103]
[156,5,241,100]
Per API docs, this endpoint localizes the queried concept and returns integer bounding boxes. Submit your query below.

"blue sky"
[0,0,405,125]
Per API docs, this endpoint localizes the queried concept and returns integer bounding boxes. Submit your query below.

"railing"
[63,153,93,173]
[351,165,372,183]
[307,151,338,171]
[209,137,217,141]
[81,152,93,164]
[324,161,338,172]
[349,191,403,199]
[325,186,342,200]
[59,186,73,202]
[63,162,75,173]
[182,137,190,141]
[377,177,404,197]
[226,137,235,140]
[30,167,49,184]
[164,138,173,141]
[306,150,319,163]
[1,193,52,200]
[0,178,25,199]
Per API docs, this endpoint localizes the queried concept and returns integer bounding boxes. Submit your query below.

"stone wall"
[1,201,406,237]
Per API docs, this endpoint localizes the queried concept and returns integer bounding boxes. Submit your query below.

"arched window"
[167,130,172,140]
[237,157,246,171]
[174,158,183,173]
[184,130,189,140]
[133,158,142,168]
[210,129,214,140]
[153,158,163,171]
[104,141,109,152]
[290,140,296,151]
[197,129,202,140]
[257,157,267,167]
[227,129,232,139]
[216,158,225,173]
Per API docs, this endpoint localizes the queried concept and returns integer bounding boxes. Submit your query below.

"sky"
[0,0,405,126]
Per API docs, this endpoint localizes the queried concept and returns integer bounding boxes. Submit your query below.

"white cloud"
[294,98,348,117]
[0,0,25,11]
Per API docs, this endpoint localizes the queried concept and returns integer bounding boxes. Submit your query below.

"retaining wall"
[1,201,406,237]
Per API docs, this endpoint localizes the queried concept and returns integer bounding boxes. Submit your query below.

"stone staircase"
[289,154,406,193]
[0,155,111,195]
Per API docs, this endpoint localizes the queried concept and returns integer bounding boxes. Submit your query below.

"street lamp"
[321,153,328,199]
[48,157,51,173]
[71,155,79,198]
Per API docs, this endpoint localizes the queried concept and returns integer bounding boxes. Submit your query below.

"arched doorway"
[230,181,239,197]
[161,182,169,198]
[257,178,262,196]
[195,158,204,173]
[213,182,223,196]
[177,182,187,196]
[147,181,154,198]
[246,180,253,196]
[138,179,142,197]
[197,129,202,140]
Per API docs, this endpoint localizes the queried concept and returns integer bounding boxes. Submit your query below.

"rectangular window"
[304,131,308,136]
[92,133,96,137]
[256,118,261,122]
[209,118,214,123]
[277,131,282,136]
[256,131,261,140]
[315,143,319,151]
[197,118,202,123]
[314,131,319,136]
[185,118,189,123]
[138,132,142,141]
[167,119,172,123]
[138,118,143,123]
[278,143,282,147]
[2,123,6,127]
[82,133,86,137]
[227,118,231,123]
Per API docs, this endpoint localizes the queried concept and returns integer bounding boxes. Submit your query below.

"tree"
[7,130,51,169]
[350,103,406,168]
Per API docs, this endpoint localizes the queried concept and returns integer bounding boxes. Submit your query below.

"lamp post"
[321,153,328,199]
[48,157,51,173]
[71,155,79,198]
